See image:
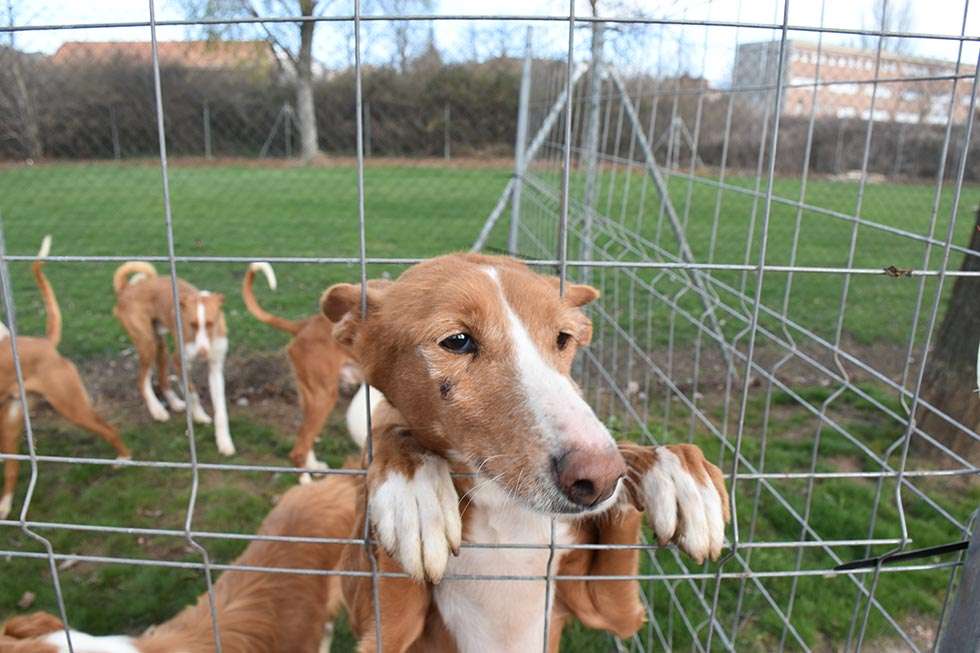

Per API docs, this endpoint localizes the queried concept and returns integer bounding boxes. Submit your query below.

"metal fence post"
[364,101,372,157]
[109,104,121,160]
[444,102,451,160]
[203,100,213,160]
[508,26,533,256]
[580,20,604,277]
[937,515,980,651]
[284,104,293,159]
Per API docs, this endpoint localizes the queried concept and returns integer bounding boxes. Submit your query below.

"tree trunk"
[11,54,42,160]
[916,208,980,455]
[296,0,319,163]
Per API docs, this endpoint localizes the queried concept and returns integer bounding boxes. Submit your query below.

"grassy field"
[0,160,977,650]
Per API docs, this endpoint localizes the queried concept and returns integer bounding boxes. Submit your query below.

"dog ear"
[563,283,600,307]
[321,281,388,348]
[546,279,600,307]
[211,292,225,306]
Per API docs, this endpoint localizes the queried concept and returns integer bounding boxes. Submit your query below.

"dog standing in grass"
[0,237,130,520]
[243,262,365,480]
[112,262,233,455]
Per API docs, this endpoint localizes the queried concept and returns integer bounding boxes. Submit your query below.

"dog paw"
[112,455,132,470]
[163,390,186,412]
[368,453,461,583]
[624,443,729,563]
[0,493,12,520]
[148,404,170,422]
[192,410,213,425]
[216,439,236,457]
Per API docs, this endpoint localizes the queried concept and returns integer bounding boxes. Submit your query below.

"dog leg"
[42,360,131,461]
[120,313,168,421]
[318,623,334,653]
[1,400,24,520]
[208,337,234,456]
[155,332,185,412]
[298,450,329,485]
[290,384,335,472]
[365,404,462,583]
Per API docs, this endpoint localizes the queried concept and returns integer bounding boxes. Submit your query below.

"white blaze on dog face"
[180,291,224,360]
[324,254,622,515]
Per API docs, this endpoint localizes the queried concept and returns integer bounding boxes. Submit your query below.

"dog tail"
[345,384,386,450]
[112,261,157,295]
[31,235,62,347]
[242,262,302,335]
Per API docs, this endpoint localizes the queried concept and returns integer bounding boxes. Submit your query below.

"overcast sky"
[6,1,980,84]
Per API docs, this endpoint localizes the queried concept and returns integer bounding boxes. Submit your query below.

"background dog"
[242,262,361,480]
[112,262,233,455]
[0,236,130,520]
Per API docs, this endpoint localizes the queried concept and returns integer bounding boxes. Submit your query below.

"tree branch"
[239,0,299,65]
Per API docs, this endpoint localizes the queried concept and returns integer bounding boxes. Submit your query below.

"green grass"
[0,160,976,650]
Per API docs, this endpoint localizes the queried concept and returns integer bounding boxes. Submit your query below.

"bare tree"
[372,0,435,72]
[916,207,980,456]
[859,0,914,54]
[182,0,329,163]
[2,0,42,159]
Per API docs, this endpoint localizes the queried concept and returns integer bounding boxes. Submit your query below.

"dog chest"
[433,487,574,653]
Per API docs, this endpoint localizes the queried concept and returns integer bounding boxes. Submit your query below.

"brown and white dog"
[242,262,362,479]
[112,262,233,455]
[1,237,130,520]
[321,253,730,651]
[0,473,357,653]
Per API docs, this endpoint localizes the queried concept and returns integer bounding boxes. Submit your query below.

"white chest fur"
[434,484,575,653]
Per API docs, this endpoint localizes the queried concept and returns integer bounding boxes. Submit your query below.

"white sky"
[6,1,980,84]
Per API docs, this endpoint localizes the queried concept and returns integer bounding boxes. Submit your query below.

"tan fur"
[2,246,130,517]
[1,612,64,639]
[112,263,226,419]
[0,475,358,653]
[242,264,354,468]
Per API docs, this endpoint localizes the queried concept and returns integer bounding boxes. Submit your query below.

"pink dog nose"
[554,448,626,508]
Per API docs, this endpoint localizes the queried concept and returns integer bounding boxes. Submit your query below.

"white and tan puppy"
[112,262,233,455]
[322,253,730,651]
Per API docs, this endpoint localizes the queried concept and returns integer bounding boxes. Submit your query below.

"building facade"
[732,40,976,125]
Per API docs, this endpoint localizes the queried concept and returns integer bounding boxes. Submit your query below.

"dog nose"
[554,447,626,508]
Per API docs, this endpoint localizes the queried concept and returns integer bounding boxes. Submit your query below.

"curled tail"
[242,262,302,335]
[32,235,61,347]
[112,261,157,295]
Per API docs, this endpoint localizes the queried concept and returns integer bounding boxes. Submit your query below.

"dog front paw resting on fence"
[348,387,462,583]
[620,442,730,563]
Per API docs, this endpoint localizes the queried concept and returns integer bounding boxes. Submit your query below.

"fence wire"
[0,1,978,652]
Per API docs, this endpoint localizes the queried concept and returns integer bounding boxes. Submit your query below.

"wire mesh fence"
[0,1,978,651]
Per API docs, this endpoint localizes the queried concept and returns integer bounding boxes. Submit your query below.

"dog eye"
[440,333,477,354]
[205,321,214,329]
[557,332,572,351]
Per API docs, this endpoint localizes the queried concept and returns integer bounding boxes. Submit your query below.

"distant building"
[732,40,976,125]
[51,40,280,74]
